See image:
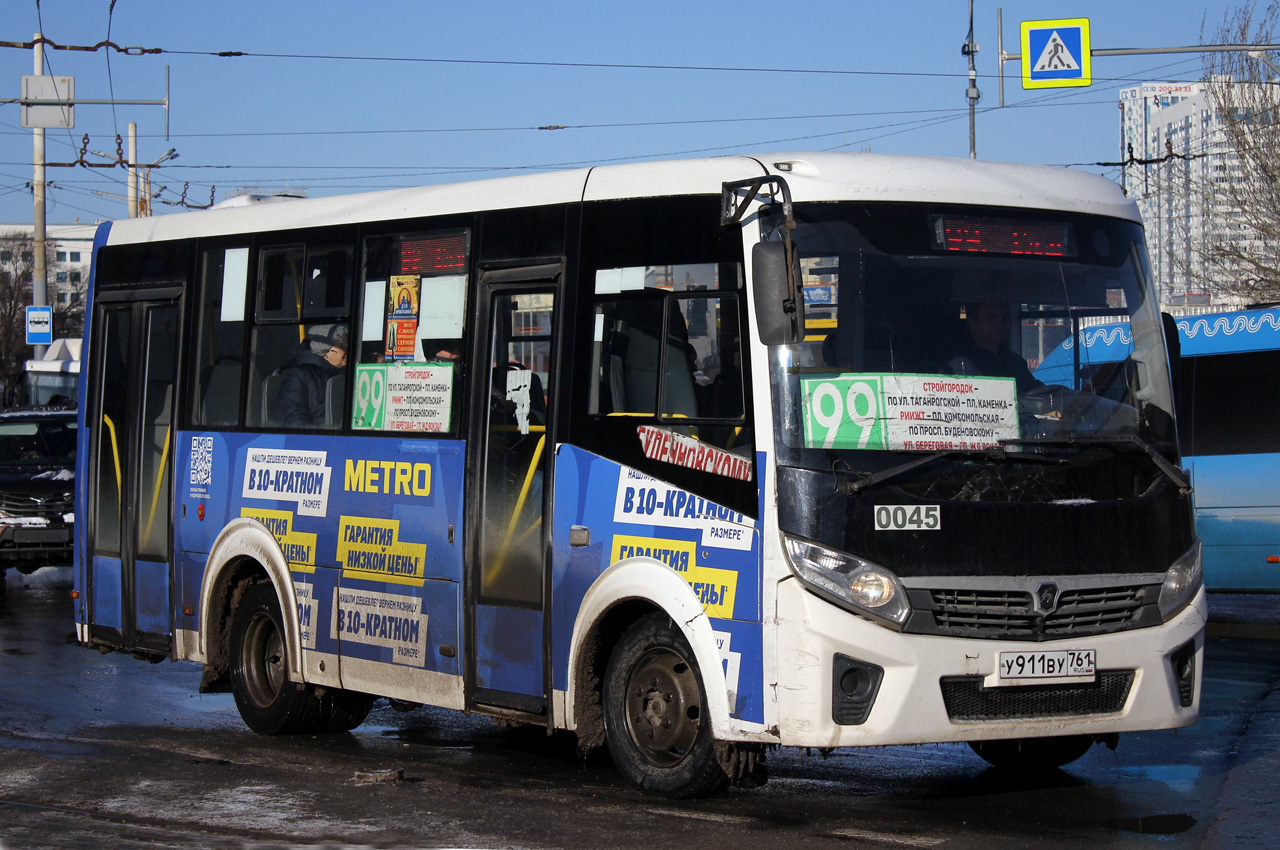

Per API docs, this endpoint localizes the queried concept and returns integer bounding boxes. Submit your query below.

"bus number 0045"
[874,505,940,531]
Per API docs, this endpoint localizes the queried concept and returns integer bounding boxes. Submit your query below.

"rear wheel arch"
[198,518,300,691]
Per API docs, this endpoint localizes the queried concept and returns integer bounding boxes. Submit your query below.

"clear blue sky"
[0,0,1245,226]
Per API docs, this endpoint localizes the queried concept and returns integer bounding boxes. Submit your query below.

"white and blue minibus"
[74,152,1204,797]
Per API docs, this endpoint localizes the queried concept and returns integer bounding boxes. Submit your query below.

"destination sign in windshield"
[800,373,1020,452]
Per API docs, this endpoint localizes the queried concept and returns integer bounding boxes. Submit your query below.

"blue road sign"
[1022,18,1092,89]
[26,306,53,346]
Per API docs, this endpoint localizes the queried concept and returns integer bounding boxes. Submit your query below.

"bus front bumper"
[773,576,1205,749]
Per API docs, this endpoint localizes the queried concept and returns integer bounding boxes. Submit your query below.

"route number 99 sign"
[800,376,886,450]
[353,365,387,429]
[800,373,1019,453]
[353,362,455,432]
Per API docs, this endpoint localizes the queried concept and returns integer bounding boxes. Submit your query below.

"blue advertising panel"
[174,431,466,676]
[551,444,765,724]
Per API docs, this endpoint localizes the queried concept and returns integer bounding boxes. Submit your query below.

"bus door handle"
[569,525,591,548]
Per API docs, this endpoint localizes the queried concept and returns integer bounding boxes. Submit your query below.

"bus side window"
[594,299,663,414]
[305,246,352,319]
[246,243,353,430]
[575,197,756,516]
[672,295,744,422]
[356,229,471,435]
[191,246,249,427]
[589,264,751,454]
[256,245,305,322]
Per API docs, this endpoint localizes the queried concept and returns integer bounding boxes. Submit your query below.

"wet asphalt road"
[1,567,1278,850]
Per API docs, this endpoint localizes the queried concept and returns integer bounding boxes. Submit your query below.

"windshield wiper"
[839,445,1067,495]
[998,434,1192,493]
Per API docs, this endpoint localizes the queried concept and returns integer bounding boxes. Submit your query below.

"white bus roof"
[101,152,1139,246]
[23,338,81,374]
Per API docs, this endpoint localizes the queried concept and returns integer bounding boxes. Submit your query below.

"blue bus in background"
[1037,307,1280,591]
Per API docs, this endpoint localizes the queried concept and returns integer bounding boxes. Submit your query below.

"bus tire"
[603,613,728,798]
[229,582,322,735]
[320,690,374,733]
[968,734,1097,771]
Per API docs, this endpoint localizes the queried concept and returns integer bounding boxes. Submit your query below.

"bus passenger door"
[467,266,560,715]
[85,294,182,655]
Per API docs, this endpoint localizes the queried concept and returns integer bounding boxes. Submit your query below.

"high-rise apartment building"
[1117,81,1252,313]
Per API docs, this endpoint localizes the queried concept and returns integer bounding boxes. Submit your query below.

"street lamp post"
[139,148,178,217]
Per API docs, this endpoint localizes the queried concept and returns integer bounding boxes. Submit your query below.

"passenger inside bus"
[946,302,1044,394]
[277,323,348,428]
[422,338,463,368]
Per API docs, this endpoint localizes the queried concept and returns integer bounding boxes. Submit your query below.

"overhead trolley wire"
[0,34,1222,88]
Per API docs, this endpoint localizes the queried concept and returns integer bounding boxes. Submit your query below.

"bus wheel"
[968,734,1097,771]
[603,613,728,798]
[229,583,321,735]
[320,690,374,733]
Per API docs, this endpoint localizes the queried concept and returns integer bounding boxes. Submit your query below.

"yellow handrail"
[512,516,542,549]
[500,434,546,558]
[142,425,172,545]
[485,421,549,586]
[101,414,122,496]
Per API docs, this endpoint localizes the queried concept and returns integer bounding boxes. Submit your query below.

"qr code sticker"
[190,436,214,485]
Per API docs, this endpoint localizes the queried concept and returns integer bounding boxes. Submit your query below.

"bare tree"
[52,273,86,340]
[1181,2,1280,302]
[0,231,37,381]
[0,230,75,381]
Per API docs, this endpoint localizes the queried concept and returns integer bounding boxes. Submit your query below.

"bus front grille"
[910,583,1162,641]
[940,671,1134,721]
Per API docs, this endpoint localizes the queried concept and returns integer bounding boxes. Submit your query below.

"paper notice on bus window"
[386,276,421,360]
[353,362,454,432]
[416,274,467,341]
[799,373,1019,452]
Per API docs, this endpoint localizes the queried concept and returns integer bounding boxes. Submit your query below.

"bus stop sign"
[26,306,53,346]
[1021,18,1091,89]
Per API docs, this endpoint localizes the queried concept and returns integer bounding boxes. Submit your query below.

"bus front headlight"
[1159,538,1202,621]
[783,535,910,628]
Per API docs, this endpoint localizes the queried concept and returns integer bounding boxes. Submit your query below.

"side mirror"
[752,241,804,345]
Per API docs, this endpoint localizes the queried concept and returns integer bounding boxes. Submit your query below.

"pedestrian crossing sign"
[1021,18,1091,89]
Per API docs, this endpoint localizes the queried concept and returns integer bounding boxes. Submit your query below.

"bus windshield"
[770,202,1176,486]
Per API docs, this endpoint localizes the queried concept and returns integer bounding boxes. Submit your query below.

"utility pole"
[31,33,47,361]
[128,123,137,218]
[963,0,980,159]
[18,35,171,361]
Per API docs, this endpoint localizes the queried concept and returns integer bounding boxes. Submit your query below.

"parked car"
[0,402,75,577]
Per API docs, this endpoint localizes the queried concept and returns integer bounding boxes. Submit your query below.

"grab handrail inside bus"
[503,429,546,547]
[487,425,547,581]
[101,413,122,496]
[143,425,173,546]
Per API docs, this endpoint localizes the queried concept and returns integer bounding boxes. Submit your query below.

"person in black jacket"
[948,302,1043,395]
[278,324,348,427]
